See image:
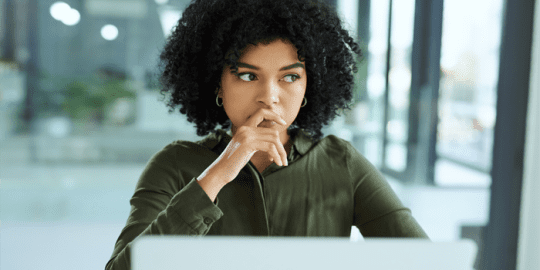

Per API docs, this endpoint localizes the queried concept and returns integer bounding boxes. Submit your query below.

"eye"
[283,74,300,83]
[238,73,257,82]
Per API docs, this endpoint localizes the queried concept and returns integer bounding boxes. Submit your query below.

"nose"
[257,79,279,106]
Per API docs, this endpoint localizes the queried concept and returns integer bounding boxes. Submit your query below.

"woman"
[106,0,428,269]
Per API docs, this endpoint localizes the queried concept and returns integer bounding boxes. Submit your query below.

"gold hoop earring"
[301,97,307,107]
[216,95,223,107]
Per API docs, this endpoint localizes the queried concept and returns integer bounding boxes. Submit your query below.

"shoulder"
[147,129,227,168]
[147,139,218,168]
[315,134,381,180]
[315,134,358,160]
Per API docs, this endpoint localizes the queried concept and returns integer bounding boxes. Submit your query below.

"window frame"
[376,0,444,185]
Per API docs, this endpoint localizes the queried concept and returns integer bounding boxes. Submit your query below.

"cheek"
[284,86,306,116]
[288,93,304,107]
[291,82,307,104]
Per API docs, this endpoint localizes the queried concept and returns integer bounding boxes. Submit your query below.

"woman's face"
[219,39,307,137]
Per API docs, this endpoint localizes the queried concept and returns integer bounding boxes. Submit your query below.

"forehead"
[239,39,301,64]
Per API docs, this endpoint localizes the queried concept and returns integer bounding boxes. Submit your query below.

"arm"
[347,143,428,238]
[107,108,289,269]
[105,144,224,270]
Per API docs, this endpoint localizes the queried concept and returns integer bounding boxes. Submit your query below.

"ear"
[216,86,223,97]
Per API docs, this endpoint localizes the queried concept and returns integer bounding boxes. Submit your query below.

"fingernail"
[280,119,287,125]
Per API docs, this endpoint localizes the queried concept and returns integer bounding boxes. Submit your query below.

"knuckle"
[238,125,248,133]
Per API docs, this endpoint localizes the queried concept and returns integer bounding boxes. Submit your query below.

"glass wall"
[435,0,504,187]
[384,0,415,172]
[1,1,190,269]
[364,0,390,168]
[331,0,504,251]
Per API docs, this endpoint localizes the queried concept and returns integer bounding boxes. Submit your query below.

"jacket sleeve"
[105,143,224,270]
[346,143,429,238]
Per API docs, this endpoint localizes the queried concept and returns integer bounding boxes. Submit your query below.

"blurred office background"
[0,0,538,269]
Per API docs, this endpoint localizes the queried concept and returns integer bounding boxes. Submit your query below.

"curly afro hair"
[159,0,361,141]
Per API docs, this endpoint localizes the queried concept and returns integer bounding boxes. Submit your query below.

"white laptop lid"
[132,236,477,270]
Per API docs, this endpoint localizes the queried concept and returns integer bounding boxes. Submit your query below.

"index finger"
[244,109,287,128]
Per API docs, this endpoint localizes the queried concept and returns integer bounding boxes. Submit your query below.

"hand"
[196,108,288,200]
[218,108,289,181]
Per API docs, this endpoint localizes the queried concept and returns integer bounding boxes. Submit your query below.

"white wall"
[517,0,540,269]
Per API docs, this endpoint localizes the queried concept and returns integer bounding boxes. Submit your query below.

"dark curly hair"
[159,0,361,141]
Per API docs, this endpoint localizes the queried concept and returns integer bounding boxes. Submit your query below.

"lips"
[258,120,275,127]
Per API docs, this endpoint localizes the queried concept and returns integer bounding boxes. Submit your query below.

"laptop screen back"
[132,236,477,270]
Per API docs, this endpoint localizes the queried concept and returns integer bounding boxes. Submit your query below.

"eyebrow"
[236,62,305,71]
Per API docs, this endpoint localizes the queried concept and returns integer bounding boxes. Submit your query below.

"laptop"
[132,236,477,270]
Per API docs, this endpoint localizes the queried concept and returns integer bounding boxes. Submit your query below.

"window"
[435,0,504,187]
[332,0,505,186]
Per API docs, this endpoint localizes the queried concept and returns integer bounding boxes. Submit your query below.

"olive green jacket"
[106,129,428,270]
